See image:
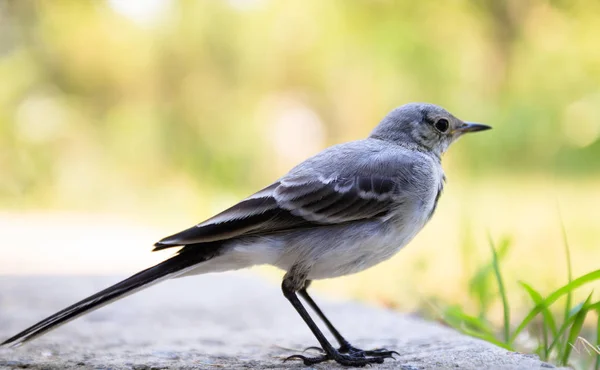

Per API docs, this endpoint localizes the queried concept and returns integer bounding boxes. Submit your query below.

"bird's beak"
[455,122,492,134]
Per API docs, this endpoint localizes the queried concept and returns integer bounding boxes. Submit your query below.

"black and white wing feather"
[276,175,396,222]
[153,174,398,250]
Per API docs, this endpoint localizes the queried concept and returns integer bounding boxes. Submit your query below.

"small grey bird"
[1,103,490,367]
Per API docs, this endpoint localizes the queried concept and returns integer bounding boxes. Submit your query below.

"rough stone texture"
[0,273,558,369]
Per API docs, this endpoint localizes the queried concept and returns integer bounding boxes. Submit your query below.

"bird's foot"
[284,352,386,367]
[304,344,399,358]
[340,344,400,358]
[287,345,397,366]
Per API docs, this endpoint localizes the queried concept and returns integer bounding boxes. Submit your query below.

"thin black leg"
[281,277,393,367]
[299,280,400,358]
[282,277,393,367]
[299,282,352,350]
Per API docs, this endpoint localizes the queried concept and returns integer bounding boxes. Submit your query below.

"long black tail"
[1,249,215,348]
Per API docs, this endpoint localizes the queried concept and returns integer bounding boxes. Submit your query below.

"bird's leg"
[299,280,399,358]
[281,270,393,367]
[298,281,352,352]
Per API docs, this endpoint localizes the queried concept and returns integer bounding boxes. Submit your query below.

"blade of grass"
[596,308,600,370]
[576,336,600,369]
[561,293,593,366]
[520,282,557,359]
[442,306,496,335]
[468,237,510,319]
[489,233,510,343]
[520,285,548,360]
[559,211,573,342]
[548,300,594,355]
[459,326,514,351]
[576,337,600,354]
[443,317,514,351]
[460,219,476,296]
[511,269,600,344]
[519,282,558,336]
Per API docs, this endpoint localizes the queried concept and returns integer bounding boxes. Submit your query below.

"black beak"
[456,122,492,134]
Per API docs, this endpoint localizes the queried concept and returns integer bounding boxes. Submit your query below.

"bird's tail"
[1,246,220,348]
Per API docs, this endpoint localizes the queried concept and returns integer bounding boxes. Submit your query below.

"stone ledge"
[0,274,558,369]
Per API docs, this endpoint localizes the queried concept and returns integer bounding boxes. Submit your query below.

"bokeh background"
[1,0,599,329]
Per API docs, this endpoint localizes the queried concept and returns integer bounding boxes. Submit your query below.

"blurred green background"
[1,0,600,329]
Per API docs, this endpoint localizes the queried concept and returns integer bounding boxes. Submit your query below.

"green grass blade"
[560,293,593,366]
[442,311,514,352]
[442,305,496,335]
[519,282,558,337]
[511,268,600,343]
[459,326,514,351]
[468,236,511,319]
[596,308,600,370]
[519,281,557,359]
[559,212,573,337]
[548,300,586,354]
[439,304,515,351]
[489,234,510,343]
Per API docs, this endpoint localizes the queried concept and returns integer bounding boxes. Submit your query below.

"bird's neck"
[369,133,442,162]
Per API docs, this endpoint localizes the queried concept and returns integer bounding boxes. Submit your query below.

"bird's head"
[370,103,491,158]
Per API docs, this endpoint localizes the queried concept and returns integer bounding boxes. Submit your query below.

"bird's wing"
[153,174,399,250]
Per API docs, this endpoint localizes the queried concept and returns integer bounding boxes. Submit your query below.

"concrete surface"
[0,273,558,369]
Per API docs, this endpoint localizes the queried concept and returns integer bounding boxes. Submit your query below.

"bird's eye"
[434,119,449,133]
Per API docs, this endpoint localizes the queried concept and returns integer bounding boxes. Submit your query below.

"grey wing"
[275,175,397,223]
[153,174,398,250]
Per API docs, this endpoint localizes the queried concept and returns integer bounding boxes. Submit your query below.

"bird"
[1,102,491,367]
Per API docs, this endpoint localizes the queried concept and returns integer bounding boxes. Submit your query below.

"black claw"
[346,346,399,359]
[283,354,310,364]
[302,346,325,353]
[364,349,400,358]
[284,354,332,366]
